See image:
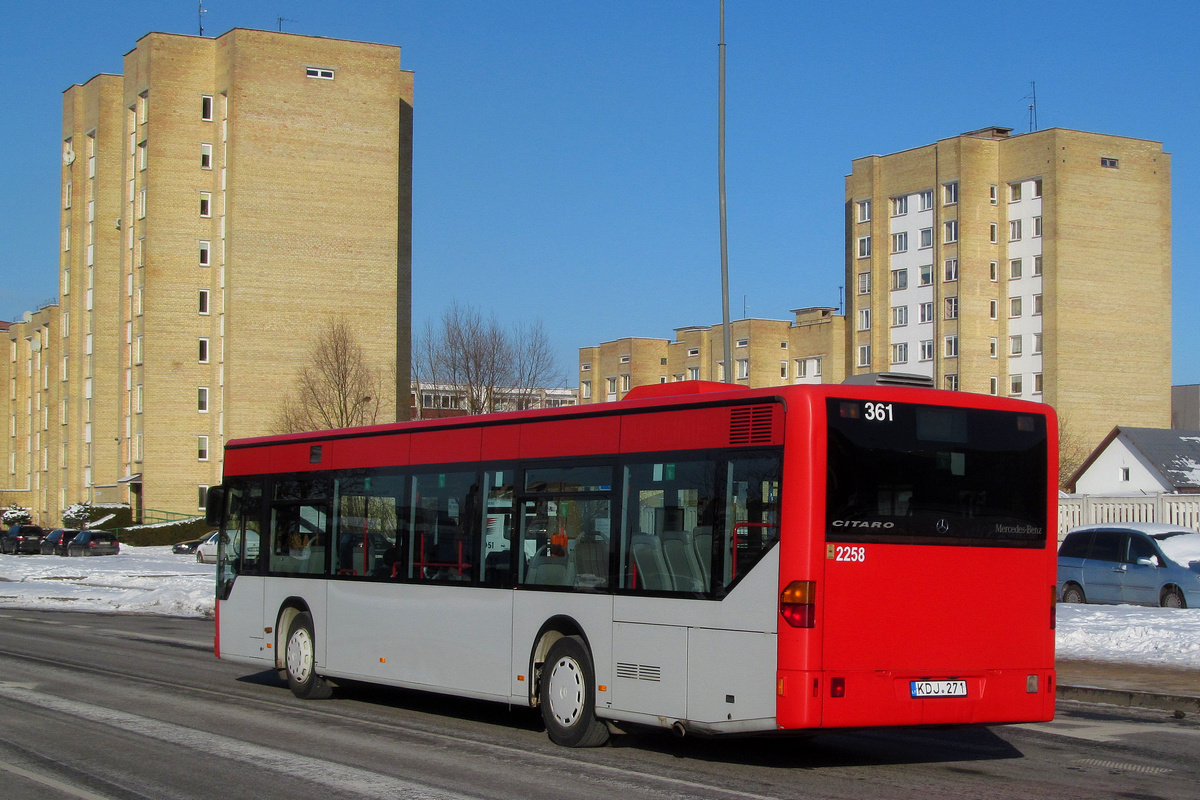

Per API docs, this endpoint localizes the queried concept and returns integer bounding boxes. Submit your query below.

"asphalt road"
[0,609,1197,800]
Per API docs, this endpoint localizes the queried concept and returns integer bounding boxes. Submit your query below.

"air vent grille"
[729,405,775,445]
[616,662,661,682]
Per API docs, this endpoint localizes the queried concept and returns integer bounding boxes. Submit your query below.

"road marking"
[1019,718,1200,743]
[0,758,116,800]
[0,683,478,800]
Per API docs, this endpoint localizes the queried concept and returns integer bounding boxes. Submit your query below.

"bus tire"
[540,636,609,748]
[1161,586,1186,609]
[1061,583,1085,604]
[285,612,332,699]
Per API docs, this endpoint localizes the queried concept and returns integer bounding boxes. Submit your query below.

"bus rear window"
[825,398,1047,547]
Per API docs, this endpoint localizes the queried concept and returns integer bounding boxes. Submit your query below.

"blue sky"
[2,1,1197,386]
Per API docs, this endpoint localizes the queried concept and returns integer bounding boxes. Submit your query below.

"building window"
[891,342,908,364]
[891,232,908,253]
[1101,157,1119,169]
[857,272,871,294]
[138,141,147,171]
[919,340,934,362]
[620,374,631,392]
[198,387,209,412]
[736,339,749,348]
[857,236,872,258]
[687,348,699,358]
[989,184,998,205]
[1010,297,1022,318]
[199,192,211,218]
[944,374,959,391]
[890,196,908,216]
[989,222,998,243]
[944,296,958,320]
[990,337,998,358]
[198,436,209,461]
[779,361,788,379]
[944,219,958,244]
[1033,255,1043,276]
[919,189,933,211]
[944,335,958,358]
[736,359,749,380]
[64,181,72,209]
[1010,335,1023,356]
[1034,373,1043,394]
[1010,374,1023,395]
[1033,216,1043,237]
[138,188,147,219]
[306,67,336,80]
[989,376,999,395]
[1033,333,1043,354]
[891,305,908,327]
[198,338,209,363]
[196,289,209,315]
[1033,294,1043,315]
[990,261,999,282]
[779,341,788,350]
[943,182,958,205]
[919,264,933,286]
[201,95,214,121]
[919,227,933,249]
[943,258,958,282]
[687,366,700,380]
[1009,258,1022,279]
[857,199,871,222]
[1009,219,1022,241]
[199,240,211,266]
[857,308,871,331]
[919,301,934,324]
[890,268,908,291]
[796,359,807,378]
[619,355,631,363]
[201,143,213,170]
[1009,182,1022,202]
[1033,179,1043,198]
[989,299,998,320]
[856,345,871,368]
[581,381,591,399]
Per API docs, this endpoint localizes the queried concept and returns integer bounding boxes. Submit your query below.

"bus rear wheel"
[285,611,332,699]
[540,636,609,748]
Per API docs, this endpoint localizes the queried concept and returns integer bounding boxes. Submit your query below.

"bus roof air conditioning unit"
[842,372,935,388]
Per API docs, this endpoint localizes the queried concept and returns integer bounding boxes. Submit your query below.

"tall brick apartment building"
[846,126,1171,449]
[1,29,413,525]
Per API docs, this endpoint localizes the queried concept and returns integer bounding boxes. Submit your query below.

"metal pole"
[718,0,733,383]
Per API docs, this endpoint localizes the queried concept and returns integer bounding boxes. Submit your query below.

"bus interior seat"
[630,533,673,591]
[573,531,608,585]
[661,529,705,592]
[525,549,573,586]
[484,550,511,583]
[692,526,713,585]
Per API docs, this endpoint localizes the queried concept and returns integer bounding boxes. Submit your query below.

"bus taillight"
[780,581,816,628]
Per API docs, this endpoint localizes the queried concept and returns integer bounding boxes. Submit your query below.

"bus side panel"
[518,416,621,459]
[618,406,782,452]
[410,427,481,465]
[329,433,410,470]
[510,592,614,704]
[686,627,776,725]
[324,583,513,699]
[217,576,267,662]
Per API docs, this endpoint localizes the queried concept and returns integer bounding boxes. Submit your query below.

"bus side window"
[408,470,479,583]
[332,470,405,579]
[482,470,515,587]
[718,455,782,593]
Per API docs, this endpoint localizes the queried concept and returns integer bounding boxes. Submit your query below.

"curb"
[1058,684,1200,715]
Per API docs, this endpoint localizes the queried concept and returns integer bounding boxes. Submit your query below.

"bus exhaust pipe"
[671,721,687,738]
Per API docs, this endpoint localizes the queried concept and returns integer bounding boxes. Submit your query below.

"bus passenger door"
[216,481,268,661]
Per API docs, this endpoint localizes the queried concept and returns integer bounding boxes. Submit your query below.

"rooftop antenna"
[277,16,297,31]
[717,0,733,383]
[198,1,206,36]
[1024,81,1038,132]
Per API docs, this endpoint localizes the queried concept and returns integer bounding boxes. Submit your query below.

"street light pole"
[718,0,733,383]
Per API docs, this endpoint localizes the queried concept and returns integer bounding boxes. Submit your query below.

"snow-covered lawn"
[2,546,1199,669]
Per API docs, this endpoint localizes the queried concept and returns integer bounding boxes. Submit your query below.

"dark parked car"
[172,535,207,555]
[67,530,120,557]
[40,528,81,556]
[1058,523,1200,608]
[2,525,46,554]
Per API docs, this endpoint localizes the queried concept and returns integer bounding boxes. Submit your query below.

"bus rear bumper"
[777,668,1057,730]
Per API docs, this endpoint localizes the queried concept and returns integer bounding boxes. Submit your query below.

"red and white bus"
[208,380,1057,747]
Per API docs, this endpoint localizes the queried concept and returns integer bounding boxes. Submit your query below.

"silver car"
[1058,523,1200,608]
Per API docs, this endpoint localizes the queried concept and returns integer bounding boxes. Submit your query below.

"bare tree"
[1057,412,1094,490]
[412,303,563,417]
[273,320,391,433]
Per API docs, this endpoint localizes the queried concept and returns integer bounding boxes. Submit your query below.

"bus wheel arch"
[528,616,591,707]
[538,634,609,747]
[277,599,332,699]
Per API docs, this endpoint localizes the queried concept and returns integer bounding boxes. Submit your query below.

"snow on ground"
[1,546,1199,669]
[0,545,215,618]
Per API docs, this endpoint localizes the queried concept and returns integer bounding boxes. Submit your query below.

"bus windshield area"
[216,448,782,599]
[825,398,1048,547]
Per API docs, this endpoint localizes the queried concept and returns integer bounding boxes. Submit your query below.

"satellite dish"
[63,148,76,165]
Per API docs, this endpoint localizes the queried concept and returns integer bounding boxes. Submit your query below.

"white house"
[1069,427,1200,496]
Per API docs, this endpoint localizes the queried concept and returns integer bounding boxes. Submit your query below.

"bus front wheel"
[285,611,332,699]
[540,636,609,747]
